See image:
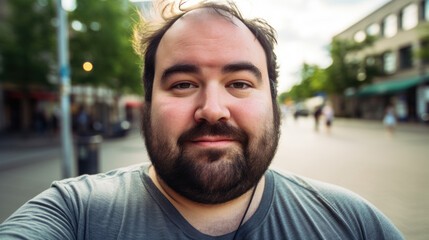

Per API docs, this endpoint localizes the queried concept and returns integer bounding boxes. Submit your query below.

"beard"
[142,100,281,204]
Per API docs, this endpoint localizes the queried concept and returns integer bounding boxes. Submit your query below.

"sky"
[131,0,391,92]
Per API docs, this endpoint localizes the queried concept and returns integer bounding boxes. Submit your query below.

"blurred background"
[0,0,428,239]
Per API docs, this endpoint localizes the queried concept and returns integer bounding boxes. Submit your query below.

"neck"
[148,166,265,236]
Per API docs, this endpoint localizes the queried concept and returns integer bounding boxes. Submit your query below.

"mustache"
[177,121,248,146]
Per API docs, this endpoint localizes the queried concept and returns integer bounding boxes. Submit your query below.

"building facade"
[335,0,429,122]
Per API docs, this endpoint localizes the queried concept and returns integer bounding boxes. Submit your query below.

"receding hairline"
[155,7,267,77]
[180,6,236,21]
[166,7,249,35]
[158,7,260,55]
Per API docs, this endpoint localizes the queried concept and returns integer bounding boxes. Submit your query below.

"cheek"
[150,98,196,136]
[231,97,273,136]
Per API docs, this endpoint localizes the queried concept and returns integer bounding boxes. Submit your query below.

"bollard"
[77,134,102,175]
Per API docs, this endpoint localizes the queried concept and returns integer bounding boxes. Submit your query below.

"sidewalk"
[0,130,138,170]
[0,133,61,170]
[323,117,429,134]
[0,132,60,149]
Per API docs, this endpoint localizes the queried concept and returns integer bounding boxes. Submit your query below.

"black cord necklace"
[231,185,257,240]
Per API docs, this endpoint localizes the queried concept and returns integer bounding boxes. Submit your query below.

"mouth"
[189,136,236,148]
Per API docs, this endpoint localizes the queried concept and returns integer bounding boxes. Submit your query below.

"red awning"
[29,92,57,100]
[125,101,143,108]
[6,91,57,100]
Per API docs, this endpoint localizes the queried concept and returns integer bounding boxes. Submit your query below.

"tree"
[277,91,289,105]
[0,0,142,95]
[325,36,379,94]
[285,35,380,102]
[69,0,142,94]
[0,0,57,89]
[417,24,429,67]
[287,63,327,101]
[0,0,57,133]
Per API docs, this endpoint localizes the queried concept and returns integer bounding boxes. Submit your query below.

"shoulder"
[270,168,368,205]
[46,163,151,213]
[53,163,148,195]
[269,168,384,218]
[0,163,152,239]
[268,168,371,215]
[267,168,404,239]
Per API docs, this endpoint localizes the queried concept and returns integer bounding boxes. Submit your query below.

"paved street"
[273,117,429,240]
[0,118,428,239]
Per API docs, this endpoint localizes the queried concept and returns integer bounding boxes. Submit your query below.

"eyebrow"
[160,62,262,83]
[222,62,262,82]
[161,64,200,84]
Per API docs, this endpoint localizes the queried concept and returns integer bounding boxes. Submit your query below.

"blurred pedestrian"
[383,105,396,135]
[323,104,334,134]
[50,113,58,136]
[77,106,90,135]
[52,105,61,135]
[0,1,404,239]
[34,109,47,136]
[314,105,323,131]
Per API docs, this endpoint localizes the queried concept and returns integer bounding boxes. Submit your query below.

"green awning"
[357,75,429,96]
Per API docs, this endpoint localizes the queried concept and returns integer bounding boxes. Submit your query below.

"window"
[399,45,413,69]
[421,0,429,21]
[354,30,366,43]
[426,0,429,20]
[400,4,418,30]
[383,14,397,38]
[383,51,396,74]
[366,23,380,36]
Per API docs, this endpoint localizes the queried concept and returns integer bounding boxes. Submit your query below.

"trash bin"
[77,134,102,175]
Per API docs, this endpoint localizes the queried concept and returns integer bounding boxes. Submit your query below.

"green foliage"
[69,0,142,94]
[325,36,379,94]
[419,41,429,61]
[277,91,289,104]
[0,0,142,95]
[416,24,429,62]
[0,0,57,89]
[288,63,327,101]
[286,35,381,101]
[325,39,360,93]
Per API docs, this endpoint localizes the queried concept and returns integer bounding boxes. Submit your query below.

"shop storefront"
[355,75,429,121]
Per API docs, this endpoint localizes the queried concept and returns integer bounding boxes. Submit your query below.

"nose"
[194,86,230,124]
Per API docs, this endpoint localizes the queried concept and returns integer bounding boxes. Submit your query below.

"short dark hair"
[133,0,279,102]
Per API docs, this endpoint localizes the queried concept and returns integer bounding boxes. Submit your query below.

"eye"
[228,81,252,89]
[171,82,197,89]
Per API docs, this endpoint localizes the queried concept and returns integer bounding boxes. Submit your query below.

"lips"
[190,136,236,148]
[177,121,248,148]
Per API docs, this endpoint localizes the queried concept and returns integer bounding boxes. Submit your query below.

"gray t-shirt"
[0,163,404,239]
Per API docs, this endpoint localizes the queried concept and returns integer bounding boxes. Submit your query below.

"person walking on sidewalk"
[0,1,404,239]
[313,105,323,131]
[323,103,334,134]
[383,104,397,135]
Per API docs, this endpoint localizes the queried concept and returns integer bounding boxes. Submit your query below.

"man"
[314,105,323,131]
[0,1,404,239]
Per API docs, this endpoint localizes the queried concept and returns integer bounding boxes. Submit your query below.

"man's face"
[143,9,280,204]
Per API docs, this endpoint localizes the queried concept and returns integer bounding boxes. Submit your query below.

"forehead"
[154,8,267,75]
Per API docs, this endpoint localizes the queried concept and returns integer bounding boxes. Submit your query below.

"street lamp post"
[57,0,75,178]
